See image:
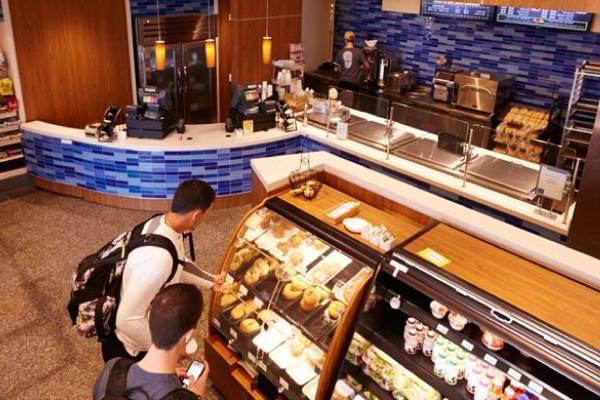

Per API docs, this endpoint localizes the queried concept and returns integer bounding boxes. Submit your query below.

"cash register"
[126,86,176,139]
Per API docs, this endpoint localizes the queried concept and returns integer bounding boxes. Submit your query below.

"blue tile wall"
[131,0,213,17]
[22,131,300,198]
[334,0,600,108]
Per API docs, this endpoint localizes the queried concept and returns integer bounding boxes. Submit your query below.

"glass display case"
[209,195,380,400]
[333,228,600,400]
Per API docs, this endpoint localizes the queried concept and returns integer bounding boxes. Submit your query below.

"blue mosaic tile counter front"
[22,131,301,198]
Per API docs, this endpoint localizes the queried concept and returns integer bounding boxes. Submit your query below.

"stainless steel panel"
[466,155,540,198]
[394,137,467,170]
[307,112,366,127]
[349,121,415,150]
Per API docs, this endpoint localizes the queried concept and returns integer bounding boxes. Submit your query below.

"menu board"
[496,7,593,32]
[421,1,495,22]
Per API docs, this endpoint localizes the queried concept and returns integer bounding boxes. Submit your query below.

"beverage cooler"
[135,14,217,124]
[205,184,599,400]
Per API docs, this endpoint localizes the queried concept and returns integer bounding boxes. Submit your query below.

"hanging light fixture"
[205,0,216,69]
[262,0,272,65]
[155,0,166,70]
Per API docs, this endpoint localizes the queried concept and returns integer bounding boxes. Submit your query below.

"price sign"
[460,339,474,352]
[258,360,268,371]
[436,324,449,335]
[528,380,544,395]
[483,353,498,366]
[226,274,234,284]
[212,318,221,328]
[279,377,290,391]
[507,368,522,382]
[240,285,248,296]
[229,328,238,340]
[253,297,264,308]
[248,353,256,363]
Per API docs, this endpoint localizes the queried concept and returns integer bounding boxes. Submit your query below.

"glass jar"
[444,359,459,386]
[404,328,418,355]
[433,350,448,378]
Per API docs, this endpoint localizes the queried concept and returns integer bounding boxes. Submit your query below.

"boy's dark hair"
[171,179,216,214]
[148,284,204,350]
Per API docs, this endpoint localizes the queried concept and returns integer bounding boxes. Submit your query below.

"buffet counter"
[21,118,570,238]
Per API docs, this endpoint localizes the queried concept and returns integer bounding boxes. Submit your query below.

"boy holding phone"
[93,284,210,399]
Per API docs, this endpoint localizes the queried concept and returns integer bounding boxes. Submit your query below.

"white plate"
[302,377,319,400]
[286,359,318,386]
[253,329,287,353]
[343,217,369,234]
[269,341,306,370]
[306,250,353,285]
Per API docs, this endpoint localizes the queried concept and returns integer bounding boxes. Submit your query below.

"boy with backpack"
[68,179,224,362]
[93,283,210,400]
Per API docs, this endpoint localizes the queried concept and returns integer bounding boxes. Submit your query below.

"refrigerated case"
[135,14,217,124]
[335,224,600,400]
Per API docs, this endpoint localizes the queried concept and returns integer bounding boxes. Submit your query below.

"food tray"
[285,295,331,326]
[306,251,353,286]
[333,266,373,304]
[252,326,289,353]
[269,237,330,273]
[255,222,299,251]
[269,340,308,370]
[227,245,262,279]
[286,359,318,387]
[302,306,339,342]
[302,376,319,400]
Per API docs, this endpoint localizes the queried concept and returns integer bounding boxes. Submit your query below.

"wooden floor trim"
[31,176,252,211]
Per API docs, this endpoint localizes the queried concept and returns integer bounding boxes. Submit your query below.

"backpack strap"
[127,215,185,286]
[103,358,136,399]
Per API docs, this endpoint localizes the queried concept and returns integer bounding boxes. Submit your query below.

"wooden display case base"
[205,334,284,400]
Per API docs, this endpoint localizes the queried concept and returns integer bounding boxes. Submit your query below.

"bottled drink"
[467,366,482,394]
[432,336,447,363]
[465,354,478,380]
[422,330,437,357]
[404,328,418,355]
[415,323,425,350]
[434,350,448,378]
[456,351,467,380]
[404,318,417,340]
[444,359,459,386]
[474,377,491,400]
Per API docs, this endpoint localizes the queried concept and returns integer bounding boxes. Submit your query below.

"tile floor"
[0,189,248,399]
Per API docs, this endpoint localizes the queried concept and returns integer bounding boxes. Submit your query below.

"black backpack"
[102,358,197,400]
[68,215,183,340]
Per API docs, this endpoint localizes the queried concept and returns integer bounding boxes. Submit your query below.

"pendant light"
[155,0,166,70]
[262,0,272,65]
[205,0,216,69]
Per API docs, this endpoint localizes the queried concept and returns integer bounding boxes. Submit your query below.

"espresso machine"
[376,53,392,89]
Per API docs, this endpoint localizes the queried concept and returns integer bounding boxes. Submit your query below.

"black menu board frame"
[421,0,496,22]
[496,7,593,32]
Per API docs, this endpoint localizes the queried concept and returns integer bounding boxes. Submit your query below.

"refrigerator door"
[182,41,217,124]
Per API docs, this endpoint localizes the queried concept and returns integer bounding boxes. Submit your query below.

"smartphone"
[182,360,206,388]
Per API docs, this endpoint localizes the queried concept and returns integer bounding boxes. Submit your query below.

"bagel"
[244,267,262,285]
[220,294,237,308]
[230,300,258,320]
[300,287,321,312]
[283,282,304,301]
[326,301,345,321]
[253,258,270,277]
[230,254,244,271]
[257,309,277,324]
[240,318,261,335]
[289,252,304,267]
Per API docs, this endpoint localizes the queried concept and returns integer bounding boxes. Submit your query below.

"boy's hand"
[187,361,210,397]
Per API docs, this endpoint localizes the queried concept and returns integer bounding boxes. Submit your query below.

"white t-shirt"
[115,215,213,356]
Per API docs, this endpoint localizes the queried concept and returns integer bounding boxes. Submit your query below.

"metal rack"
[559,60,600,186]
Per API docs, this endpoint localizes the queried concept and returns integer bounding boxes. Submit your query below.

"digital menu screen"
[496,7,593,31]
[421,1,496,22]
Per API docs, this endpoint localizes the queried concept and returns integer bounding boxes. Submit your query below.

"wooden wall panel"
[228,0,302,85]
[9,0,133,128]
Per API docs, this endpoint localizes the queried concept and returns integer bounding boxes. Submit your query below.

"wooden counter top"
[279,184,431,253]
[404,224,600,349]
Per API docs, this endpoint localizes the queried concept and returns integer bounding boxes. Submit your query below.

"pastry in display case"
[208,204,377,400]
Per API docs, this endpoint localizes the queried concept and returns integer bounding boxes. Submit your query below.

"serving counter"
[205,163,599,400]
[21,117,570,239]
